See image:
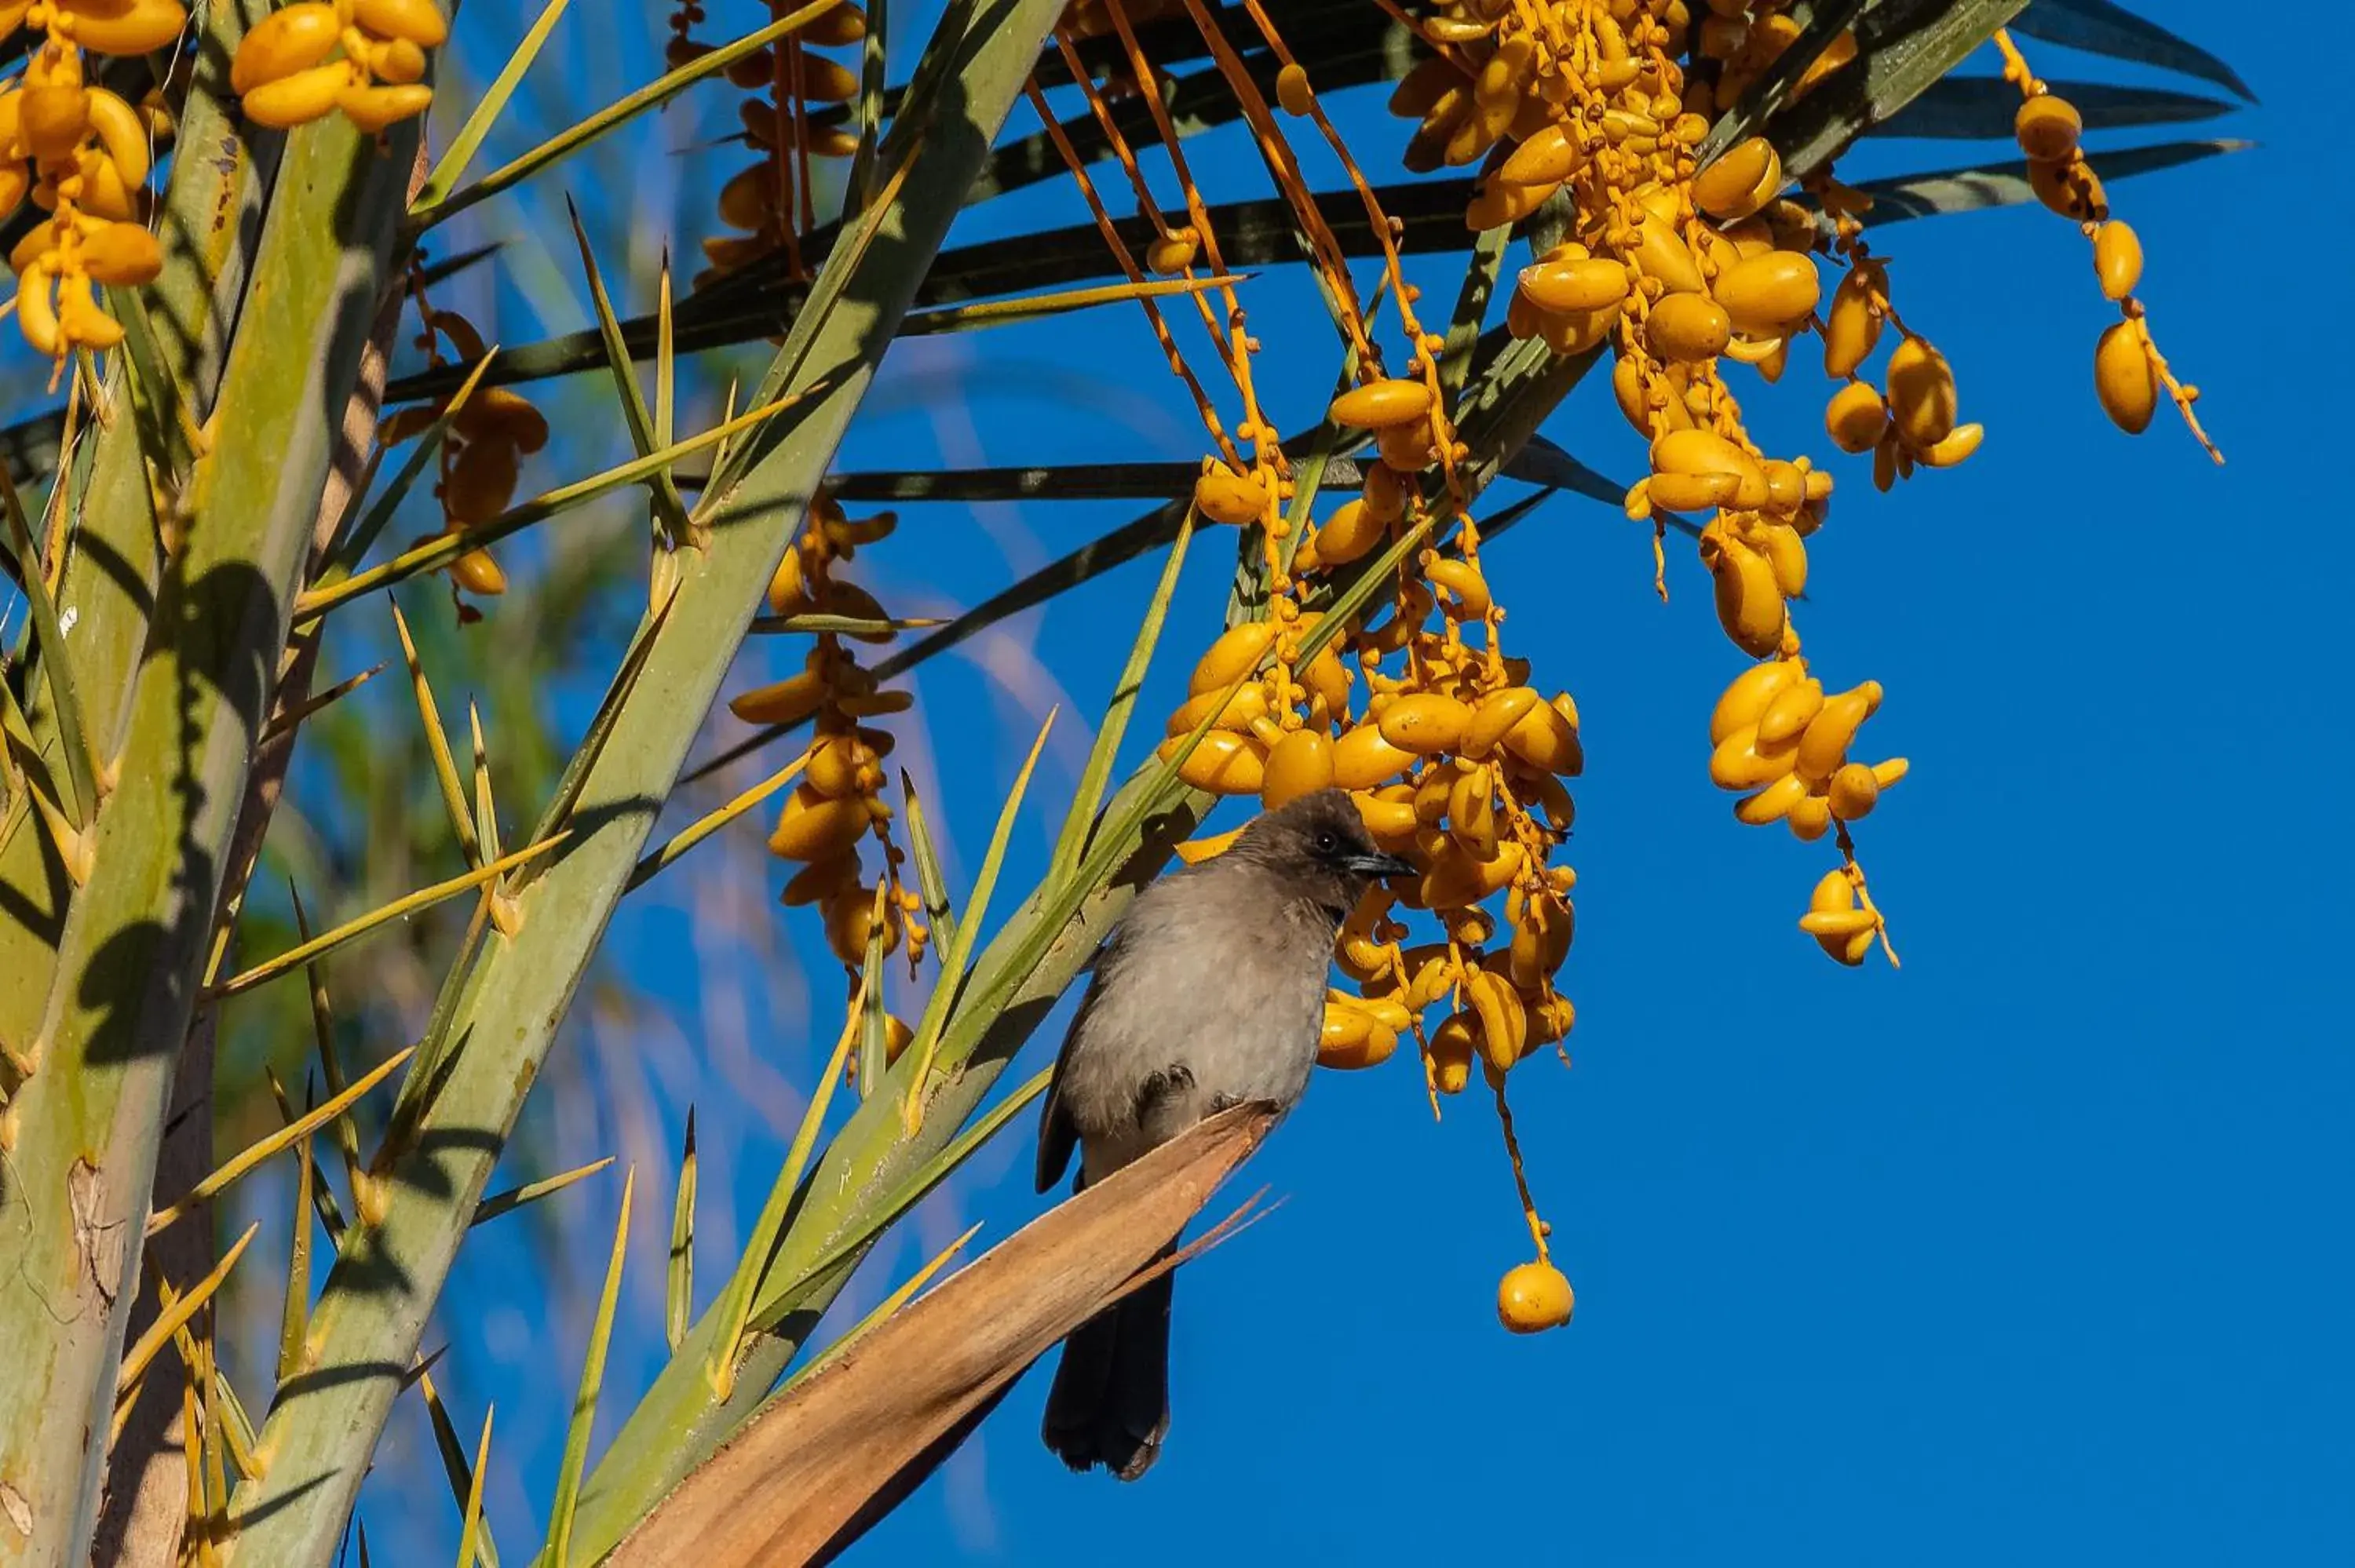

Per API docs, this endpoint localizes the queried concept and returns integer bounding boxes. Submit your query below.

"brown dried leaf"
[605,1103,1277,1568]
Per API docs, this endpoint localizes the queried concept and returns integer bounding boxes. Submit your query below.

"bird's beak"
[1344,850,1418,879]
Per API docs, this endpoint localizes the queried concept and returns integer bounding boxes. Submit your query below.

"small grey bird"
[1035,787,1414,1479]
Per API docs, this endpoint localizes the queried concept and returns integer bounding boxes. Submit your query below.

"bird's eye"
[1315,830,1338,853]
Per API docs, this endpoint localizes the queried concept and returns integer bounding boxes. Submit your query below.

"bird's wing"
[1035,888,1169,1193]
[1035,1082,1078,1195]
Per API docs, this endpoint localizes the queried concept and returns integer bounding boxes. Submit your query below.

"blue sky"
[207,1,2347,1563]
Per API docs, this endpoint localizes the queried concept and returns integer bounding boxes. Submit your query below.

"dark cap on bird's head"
[1224,787,1415,915]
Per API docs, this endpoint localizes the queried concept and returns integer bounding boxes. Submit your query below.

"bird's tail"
[1041,1243,1174,1482]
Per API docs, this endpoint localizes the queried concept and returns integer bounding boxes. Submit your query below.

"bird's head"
[1229,787,1416,922]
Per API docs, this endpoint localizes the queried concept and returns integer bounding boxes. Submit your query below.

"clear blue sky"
[337,2,2346,1563]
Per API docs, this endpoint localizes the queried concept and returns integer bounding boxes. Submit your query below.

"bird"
[1035,786,1415,1480]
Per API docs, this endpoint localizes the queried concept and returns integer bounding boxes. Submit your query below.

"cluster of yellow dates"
[378,307,545,607]
[229,0,445,133]
[674,0,871,289]
[1820,325,1981,487]
[1646,430,1826,656]
[1112,3,2200,1329]
[1163,367,1584,1329]
[1801,866,1882,967]
[0,2,181,361]
[1324,0,1933,1322]
[731,489,922,1030]
[1689,0,1854,115]
[1706,658,1906,954]
[1378,0,1944,967]
[1812,186,1984,490]
[2005,78,2187,443]
[0,0,445,364]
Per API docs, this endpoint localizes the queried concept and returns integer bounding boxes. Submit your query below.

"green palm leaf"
[2014,0,2255,101]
